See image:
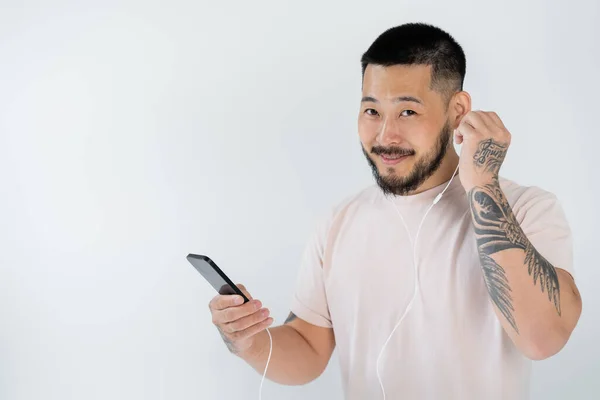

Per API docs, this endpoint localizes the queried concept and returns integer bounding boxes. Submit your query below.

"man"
[208,23,582,399]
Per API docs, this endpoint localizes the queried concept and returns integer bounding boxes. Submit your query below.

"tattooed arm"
[456,111,582,360]
[469,179,581,359]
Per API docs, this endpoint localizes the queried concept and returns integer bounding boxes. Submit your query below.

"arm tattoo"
[469,177,561,333]
[217,327,240,354]
[479,252,518,333]
[473,138,508,174]
[284,312,297,324]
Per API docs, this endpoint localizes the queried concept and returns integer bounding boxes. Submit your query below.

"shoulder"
[498,176,563,222]
[314,184,380,234]
[499,176,557,202]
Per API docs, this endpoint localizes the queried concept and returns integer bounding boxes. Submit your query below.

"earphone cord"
[377,164,459,400]
[259,165,459,400]
[259,328,273,400]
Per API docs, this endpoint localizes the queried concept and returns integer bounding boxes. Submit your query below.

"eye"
[400,110,416,117]
[364,108,379,117]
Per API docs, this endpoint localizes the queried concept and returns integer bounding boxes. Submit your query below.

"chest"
[322,202,492,333]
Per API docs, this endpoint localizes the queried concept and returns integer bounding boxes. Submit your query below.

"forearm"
[237,325,325,385]
[486,248,581,358]
[469,180,582,359]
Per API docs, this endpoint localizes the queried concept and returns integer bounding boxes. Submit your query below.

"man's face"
[358,64,452,196]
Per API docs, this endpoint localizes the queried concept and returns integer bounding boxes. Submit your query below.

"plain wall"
[0,0,598,399]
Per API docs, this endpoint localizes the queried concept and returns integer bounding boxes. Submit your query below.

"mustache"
[371,146,415,157]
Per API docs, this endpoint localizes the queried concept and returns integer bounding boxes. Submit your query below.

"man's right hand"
[209,284,274,355]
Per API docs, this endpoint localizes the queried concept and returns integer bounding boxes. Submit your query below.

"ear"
[449,91,471,129]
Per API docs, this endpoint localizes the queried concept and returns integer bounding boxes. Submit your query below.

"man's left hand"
[454,110,511,192]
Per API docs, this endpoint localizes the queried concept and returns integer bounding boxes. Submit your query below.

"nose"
[376,116,405,147]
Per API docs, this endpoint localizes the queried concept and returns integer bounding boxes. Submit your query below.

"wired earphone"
[258,135,462,400]
[259,328,273,399]
[376,162,460,399]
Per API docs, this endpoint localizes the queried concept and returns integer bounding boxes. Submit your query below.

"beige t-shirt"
[290,176,574,400]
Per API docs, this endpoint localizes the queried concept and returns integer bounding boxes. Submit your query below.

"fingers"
[461,110,505,132]
[486,111,506,129]
[212,298,262,324]
[455,118,477,142]
[454,128,464,144]
[226,317,274,342]
[206,283,274,354]
[209,294,246,311]
[209,283,253,311]
[223,306,271,333]
[461,111,487,131]
[475,111,497,130]
[457,110,509,140]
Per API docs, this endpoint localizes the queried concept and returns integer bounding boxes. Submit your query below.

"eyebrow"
[361,96,423,105]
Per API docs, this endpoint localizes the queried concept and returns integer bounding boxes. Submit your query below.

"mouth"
[380,154,411,166]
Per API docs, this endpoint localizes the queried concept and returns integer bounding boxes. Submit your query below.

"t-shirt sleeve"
[289,213,333,328]
[515,189,575,280]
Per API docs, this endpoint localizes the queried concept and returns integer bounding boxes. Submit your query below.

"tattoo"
[469,177,561,333]
[284,312,297,324]
[217,327,239,354]
[473,139,508,174]
[479,252,518,333]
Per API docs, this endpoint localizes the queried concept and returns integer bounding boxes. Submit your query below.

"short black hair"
[361,23,466,102]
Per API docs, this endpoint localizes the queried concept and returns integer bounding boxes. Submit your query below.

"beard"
[362,121,452,196]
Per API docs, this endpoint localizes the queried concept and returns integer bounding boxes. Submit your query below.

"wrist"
[237,331,267,360]
[465,175,499,192]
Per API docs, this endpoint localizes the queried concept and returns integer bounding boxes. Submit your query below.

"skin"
[360,63,581,359]
[209,285,273,355]
[358,64,461,196]
[455,111,582,359]
[209,285,334,385]
[207,63,582,386]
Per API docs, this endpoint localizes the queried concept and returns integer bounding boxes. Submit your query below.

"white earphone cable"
[377,164,459,400]
[259,328,273,400]
[258,162,459,400]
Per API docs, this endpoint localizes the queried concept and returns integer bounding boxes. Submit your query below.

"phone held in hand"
[186,254,250,304]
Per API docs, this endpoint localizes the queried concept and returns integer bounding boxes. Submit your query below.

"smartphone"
[186,254,250,303]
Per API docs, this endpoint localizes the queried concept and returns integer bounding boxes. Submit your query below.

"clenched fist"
[454,110,511,192]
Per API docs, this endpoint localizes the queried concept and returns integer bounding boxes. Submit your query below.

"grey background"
[0,0,598,399]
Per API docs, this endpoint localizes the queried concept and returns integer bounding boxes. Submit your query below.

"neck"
[408,149,460,195]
